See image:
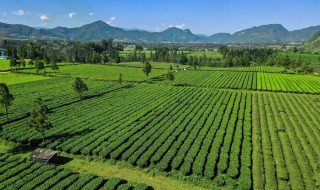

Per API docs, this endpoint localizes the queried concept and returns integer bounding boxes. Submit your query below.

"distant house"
[30,148,58,164]
[0,48,8,59]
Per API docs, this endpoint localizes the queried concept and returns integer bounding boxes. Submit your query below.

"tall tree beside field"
[0,83,14,121]
[293,56,302,73]
[73,77,88,100]
[35,58,45,74]
[28,60,34,68]
[9,58,16,70]
[166,71,175,81]
[302,62,313,74]
[20,59,26,69]
[119,73,123,84]
[50,62,59,73]
[143,61,152,81]
[28,97,52,143]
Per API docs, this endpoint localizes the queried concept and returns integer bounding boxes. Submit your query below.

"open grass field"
[0,59,11,71]
[0,64,319,189]
[0,73,50,85]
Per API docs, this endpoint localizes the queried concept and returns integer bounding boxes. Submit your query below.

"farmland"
[0,63,319,189]
[0,153,151,190]
[18,64,169,82]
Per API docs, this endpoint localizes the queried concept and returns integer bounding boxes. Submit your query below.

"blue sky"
[0,0,320,35]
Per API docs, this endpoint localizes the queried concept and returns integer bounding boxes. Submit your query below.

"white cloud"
[175,23,186,29]
[3,13,7,16]
[89,12,94,16]
[39,14,49,22]
[12,10,25,16]
[106,16,116,24]
[68,12,76,18]
[156,27,160,31]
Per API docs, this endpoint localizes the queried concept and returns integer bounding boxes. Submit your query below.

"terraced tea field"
[0,66,319,189]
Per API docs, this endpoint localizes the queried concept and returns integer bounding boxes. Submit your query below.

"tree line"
[218,46,314,73]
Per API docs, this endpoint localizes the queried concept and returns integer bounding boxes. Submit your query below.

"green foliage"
[119,73,123,84]
[28,97,52,140]
[142,61,152,80]
[0,83,14,121]
[166,71,174,81]
[73,77,88,100]
[35,58,45,74]
[50,62,59,72]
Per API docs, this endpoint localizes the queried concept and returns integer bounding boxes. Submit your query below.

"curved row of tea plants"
[0,154,152,190]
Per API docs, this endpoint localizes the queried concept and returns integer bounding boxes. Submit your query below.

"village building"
[30,148,58,164]
[0,48,8,59]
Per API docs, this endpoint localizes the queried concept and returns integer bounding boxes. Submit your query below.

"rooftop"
[30,148,57,160]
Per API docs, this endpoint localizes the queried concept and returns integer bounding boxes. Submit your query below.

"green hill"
[302,31,320,53]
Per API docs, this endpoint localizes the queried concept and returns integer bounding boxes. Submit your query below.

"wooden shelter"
[30,148,58,164]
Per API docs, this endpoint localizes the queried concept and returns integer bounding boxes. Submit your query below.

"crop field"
[173,70,320,94]
[252,92,320,190]
[117,62,189,69]
[0,77,126,123]
[18,64,168,82]
[0,65,319,189]
[199,66,285,73]
[0,154,151,190]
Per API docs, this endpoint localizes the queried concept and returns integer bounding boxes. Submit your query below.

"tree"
[302,62,313,75]
[28,97,52,143]
[73,77,88,100]
[166,71,175,81]
[0,83,14,121]
[20,59,26,68]
[115,55,121,63]
[143,61,152,81]
[293,56,302,73]
[28,60,34,68]
[9,58,16,70]
[35,58,44,74]
[50,62,59,73]
[135,44,144,51]
[119,73,123,84]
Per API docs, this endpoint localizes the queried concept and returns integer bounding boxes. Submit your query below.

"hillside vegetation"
[302,31,320,53]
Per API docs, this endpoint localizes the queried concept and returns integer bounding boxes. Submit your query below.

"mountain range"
[0,21,320,44]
